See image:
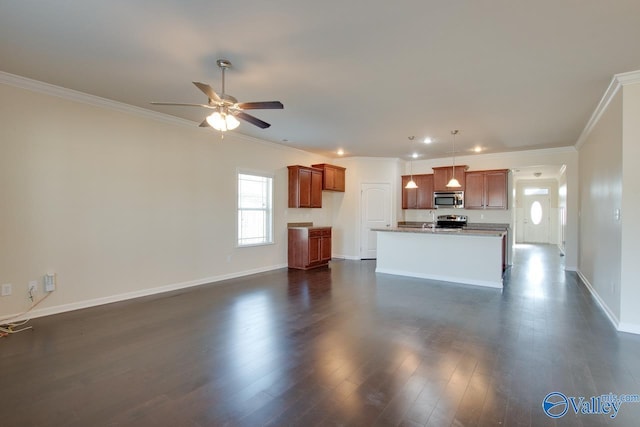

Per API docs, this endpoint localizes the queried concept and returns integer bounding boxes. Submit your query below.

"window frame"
[236,169,275,248]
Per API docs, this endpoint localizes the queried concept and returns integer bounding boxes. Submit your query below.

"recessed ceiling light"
[337,149,344,156]
[412,152,419,159]
[474,146,482,153]
[423,137,433,144]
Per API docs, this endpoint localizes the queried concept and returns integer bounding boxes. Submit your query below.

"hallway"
[1,245,639,426]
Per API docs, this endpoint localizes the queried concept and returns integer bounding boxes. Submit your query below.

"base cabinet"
[288,227,332,269]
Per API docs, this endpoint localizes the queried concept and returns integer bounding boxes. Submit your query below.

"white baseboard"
[332,254,361,260]
[576,270,622,330]
[375,267,503,289]
[7,263,287,322]
[618,322,640,335]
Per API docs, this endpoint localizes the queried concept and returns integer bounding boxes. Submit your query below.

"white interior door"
[523,194,550,243]
[360,183,391,259]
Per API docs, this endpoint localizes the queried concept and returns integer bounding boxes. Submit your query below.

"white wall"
[578,90,623,322]
[576,75,640,334]
[330,157,402,259]
[0,80,333,318]
[620,82,640,331]
[558,167,568,253]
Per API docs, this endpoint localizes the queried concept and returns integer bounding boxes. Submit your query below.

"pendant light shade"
[405,179,418,189]
[446,177,461,187]
[446,130,461,188]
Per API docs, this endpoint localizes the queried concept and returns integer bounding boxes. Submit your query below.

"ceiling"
[2,1,640,160]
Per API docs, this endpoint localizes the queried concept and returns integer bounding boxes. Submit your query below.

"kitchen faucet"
[430,210,436,229]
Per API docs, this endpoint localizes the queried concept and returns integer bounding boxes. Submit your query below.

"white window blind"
[238,173,273,246]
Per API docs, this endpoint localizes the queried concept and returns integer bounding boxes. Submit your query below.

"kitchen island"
[373,227,507,288]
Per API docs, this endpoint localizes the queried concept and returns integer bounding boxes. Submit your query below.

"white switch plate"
[1,283,12,296]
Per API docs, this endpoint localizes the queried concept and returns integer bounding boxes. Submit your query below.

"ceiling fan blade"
[236,101,284,110]
[233,111,271,129]
[199,119,210,128]
[193,82,222,103]
[151,102,214,109]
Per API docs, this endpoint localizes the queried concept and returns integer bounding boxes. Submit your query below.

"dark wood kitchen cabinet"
[311,163,346,192]
[432,165,468,192]
[288,227,332,269]
[288,165,323,208]
[401,174,434,209]
[465,169,509,209]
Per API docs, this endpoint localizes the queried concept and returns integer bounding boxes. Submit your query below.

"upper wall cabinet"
[433,165,468,192]
[288,165,323,208]
[464,169,509,209]
[402,174,434,209]
[311,163,346,192]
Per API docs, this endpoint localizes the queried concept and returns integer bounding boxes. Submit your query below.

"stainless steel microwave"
[433,191,464,208]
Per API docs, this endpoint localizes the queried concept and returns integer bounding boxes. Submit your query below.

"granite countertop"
[287,222,331,230]
[397,221,510,231]
[374,226,506,237]
[288,226,332,230]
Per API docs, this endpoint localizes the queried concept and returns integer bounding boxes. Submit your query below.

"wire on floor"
[0,292,52,337]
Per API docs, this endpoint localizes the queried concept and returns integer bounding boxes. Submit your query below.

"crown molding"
[0,71,198,128]
[575,69,640,149]
[453,145,577,163]
[615,69,640,86]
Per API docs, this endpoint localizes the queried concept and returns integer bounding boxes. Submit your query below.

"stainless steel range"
[436,214,468,229]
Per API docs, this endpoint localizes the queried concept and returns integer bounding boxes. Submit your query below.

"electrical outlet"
[44,273,56,292]
[1,283,12,296]
[28,280,38,293]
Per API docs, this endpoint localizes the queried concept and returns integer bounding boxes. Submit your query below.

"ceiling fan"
[151,59,283,131]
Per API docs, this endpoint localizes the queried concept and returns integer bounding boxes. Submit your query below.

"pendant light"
[405,136,418,189]
[446,130,461,188]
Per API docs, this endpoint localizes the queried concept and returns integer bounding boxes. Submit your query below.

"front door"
[360,183,391,259]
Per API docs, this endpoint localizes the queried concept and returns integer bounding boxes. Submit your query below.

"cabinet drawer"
[309,228,331,237]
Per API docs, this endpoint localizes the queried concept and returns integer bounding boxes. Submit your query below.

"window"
[530,201,543,225]
[524,187,549,196]
[238,172,273,246]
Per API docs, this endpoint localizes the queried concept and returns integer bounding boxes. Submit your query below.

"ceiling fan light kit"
[151,59,283,133]
[206,110,240,131]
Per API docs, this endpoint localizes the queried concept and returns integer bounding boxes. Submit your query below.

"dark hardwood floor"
[2,244,640,426]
